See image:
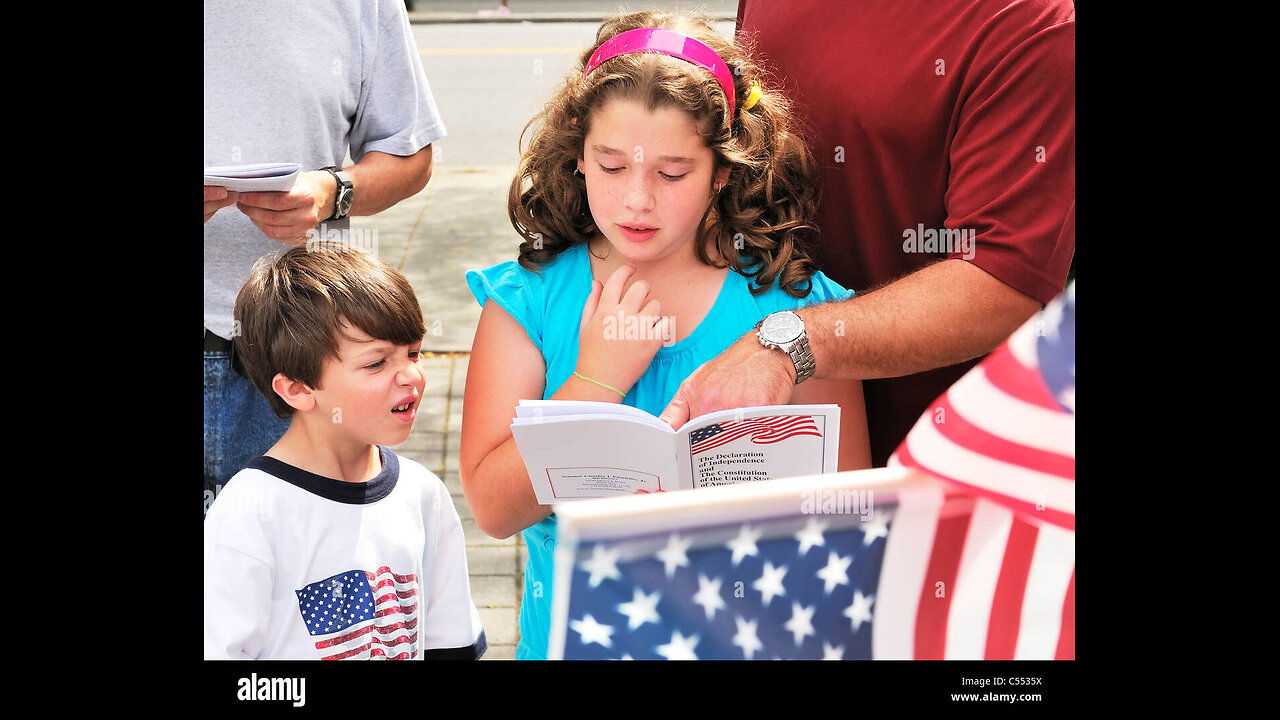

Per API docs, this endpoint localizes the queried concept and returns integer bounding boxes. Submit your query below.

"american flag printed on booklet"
[689,415,822,456]
[296,566,420,660]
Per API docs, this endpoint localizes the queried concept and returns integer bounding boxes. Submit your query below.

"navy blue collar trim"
[247,446,398,504]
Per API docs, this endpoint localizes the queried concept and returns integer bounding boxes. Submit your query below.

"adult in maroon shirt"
[660,0,1075,466]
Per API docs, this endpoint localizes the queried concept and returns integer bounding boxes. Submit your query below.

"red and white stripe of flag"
[873,484,1075,660]
[880,316,1074,659]
[892,318,1074,530]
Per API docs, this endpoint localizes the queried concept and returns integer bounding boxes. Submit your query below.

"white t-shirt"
[204,447,485,660]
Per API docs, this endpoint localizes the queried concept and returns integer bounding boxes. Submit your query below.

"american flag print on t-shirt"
[689,415,821,456]
[295,566,419,660]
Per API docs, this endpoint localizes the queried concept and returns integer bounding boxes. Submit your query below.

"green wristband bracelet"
[572,370,626,398]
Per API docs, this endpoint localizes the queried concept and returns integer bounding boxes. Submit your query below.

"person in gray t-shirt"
[204,0,447,516]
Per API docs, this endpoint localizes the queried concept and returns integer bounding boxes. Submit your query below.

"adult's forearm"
[800,259,1043,381]
[342,146,435,218]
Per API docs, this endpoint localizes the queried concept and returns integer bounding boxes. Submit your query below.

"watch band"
[788,335,816,385]
[320,165,353,221]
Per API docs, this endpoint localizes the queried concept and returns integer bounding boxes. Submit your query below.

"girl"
[460,10,872,660]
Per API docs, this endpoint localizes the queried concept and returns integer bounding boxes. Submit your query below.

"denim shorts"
[204,350,288,517]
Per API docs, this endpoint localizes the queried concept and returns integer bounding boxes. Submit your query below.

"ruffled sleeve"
[465,261,545,351]
[752,269,855,317]
[797,270,855,306]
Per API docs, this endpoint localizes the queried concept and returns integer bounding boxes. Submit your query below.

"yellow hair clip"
[741,82,762,112]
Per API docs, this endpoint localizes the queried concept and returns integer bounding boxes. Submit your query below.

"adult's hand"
[234,170,335,243]
[658,330,795,429]
[204,186,238,223]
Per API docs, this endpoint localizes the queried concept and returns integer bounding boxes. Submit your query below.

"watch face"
[336,187,353,215]
[761,312,802,344]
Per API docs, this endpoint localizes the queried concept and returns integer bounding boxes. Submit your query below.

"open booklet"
[203,162,300,192]
[511,400,840,504]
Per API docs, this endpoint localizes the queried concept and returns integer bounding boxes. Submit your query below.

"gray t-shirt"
[204,0,446,340]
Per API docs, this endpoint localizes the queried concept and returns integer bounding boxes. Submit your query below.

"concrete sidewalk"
[350,164,525,659]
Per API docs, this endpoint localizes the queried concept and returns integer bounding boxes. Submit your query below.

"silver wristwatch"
[755,310,815,385]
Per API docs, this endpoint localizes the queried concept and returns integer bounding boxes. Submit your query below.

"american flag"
[550,479,1073,660]
[550,285,1074,660]
[689,415,821,456]
[890,283,1075,532]
[886,284,1075,658]
[295,566,420,660]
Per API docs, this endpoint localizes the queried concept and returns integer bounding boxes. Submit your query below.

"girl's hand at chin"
[576,263,673,396]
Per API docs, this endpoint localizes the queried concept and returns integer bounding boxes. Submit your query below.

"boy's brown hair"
[233,244,427,418]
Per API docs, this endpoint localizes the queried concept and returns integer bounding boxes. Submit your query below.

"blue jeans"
[204,350,288,517]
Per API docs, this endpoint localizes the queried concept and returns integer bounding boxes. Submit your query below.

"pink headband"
[582,28,737,118]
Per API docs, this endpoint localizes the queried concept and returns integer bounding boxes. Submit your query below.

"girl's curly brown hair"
[509,10,822,297]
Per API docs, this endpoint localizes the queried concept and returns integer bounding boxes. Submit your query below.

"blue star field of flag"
[296,570,377,638]
[688,423,726,447]
[560,509,895,659]
[1036,283,1075,414]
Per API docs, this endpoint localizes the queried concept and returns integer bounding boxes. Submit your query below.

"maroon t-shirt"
[737,0,1076,465]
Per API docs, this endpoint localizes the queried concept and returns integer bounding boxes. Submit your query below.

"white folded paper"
[203,162,301,192]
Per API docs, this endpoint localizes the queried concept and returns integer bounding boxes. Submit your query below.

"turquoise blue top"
[465,242,853,659]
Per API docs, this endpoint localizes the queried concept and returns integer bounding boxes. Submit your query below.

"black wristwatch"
[320,166,354,221]
[755,310,816,385]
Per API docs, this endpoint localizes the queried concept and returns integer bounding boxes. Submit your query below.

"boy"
[204,243,486,660]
